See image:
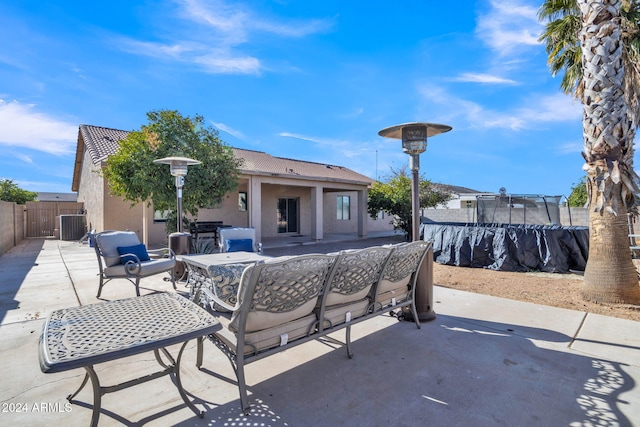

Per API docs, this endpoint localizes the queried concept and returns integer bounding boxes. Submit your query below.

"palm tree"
[539,0,640,303]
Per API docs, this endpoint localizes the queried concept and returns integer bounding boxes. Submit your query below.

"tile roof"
[432,183,484,194]
[232,148,372,184]
[73,125,373,190]
[79,124,130,164]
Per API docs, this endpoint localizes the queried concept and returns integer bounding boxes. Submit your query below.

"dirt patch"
[433,263,640,322]
[265,236,640,322]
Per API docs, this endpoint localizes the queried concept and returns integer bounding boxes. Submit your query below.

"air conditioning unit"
[59,214,86,241]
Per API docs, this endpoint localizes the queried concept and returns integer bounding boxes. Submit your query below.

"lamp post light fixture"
[378,122,452,242]
[153,156,201,233]
[379,123,451,323]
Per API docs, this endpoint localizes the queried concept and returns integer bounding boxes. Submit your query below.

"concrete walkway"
[0,237,639,426]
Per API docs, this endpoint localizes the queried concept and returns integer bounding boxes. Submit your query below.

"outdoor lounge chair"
[91,230,176,298]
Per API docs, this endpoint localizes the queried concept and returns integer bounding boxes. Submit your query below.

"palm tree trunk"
[583,181,640,302]
[579,0,640,304]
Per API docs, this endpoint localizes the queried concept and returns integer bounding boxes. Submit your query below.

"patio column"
[358,188,368,238]
[249,177,262,243]
[311,185,323,241]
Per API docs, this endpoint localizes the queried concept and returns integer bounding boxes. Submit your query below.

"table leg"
[62,344,204,423]
[153,348,176,369]
[175,340,204,418]
[67,372,90,402]
[85,366,102,427]
[66,367,102,426]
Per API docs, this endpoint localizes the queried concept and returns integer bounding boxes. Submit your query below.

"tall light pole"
[153,156,201,233]
[154,156,201,280]
[378,122,452,241]
[378,122,451,322]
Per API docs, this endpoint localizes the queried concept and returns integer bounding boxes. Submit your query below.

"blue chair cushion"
[225,238,254,253]
[117,243,151,264]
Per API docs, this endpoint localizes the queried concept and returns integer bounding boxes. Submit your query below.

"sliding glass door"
[277,198,299,233]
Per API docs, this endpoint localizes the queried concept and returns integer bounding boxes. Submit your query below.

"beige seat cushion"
[321,299,370,329]
[215,313,317,355]
[376,277,410,306]
[103,258,175,277]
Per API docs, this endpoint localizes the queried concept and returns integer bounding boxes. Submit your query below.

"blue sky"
[0,0,599,197]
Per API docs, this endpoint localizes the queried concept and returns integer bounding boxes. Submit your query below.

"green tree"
[539,0,640,303]
[103,110,242,232]
[567,177,588,207]
[368,166,451,239]
[0,179,38,204]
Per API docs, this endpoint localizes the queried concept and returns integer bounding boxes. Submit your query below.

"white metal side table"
[39,292,220,426]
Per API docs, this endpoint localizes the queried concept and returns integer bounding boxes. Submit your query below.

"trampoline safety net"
[476,194,562,225]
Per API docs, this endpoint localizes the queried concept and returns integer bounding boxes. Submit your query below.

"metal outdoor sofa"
[190,240,432,413]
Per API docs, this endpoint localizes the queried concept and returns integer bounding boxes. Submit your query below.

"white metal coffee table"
[39,292,220,426]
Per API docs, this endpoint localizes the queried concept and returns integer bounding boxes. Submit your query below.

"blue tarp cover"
[421,222,589,273]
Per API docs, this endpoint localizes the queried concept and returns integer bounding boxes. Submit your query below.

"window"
[239,192,247,211]
[153,209,170,223]
[337,196,350,220]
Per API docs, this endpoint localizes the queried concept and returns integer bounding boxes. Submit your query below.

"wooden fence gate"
[25,201,85,238]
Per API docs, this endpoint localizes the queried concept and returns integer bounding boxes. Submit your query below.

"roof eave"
[71,128,85,192]
[239,169,373,186]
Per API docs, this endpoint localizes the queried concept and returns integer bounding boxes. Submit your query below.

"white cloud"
[117,0,334,75]
[476,0,542,56]
[418,85,581,131]
[15,153,33,164]
[0,100,77,155]
[279,132,336,146]
[557,141,583,154]
[212,121,246,139]
[118,39,262,75]
[278,132,378,159]
[516,93,582,124]
[194,53,262,75]
[453,73,518,85]
[179,0,333,40]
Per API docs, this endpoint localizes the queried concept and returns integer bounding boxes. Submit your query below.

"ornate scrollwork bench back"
[199,254,336,413]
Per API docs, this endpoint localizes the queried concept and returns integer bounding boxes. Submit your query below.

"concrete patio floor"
[0,236,639,426]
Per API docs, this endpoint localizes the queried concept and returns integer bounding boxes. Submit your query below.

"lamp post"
[153,156,202,233]
[378,122,451,322]
[378,122,452,241]
[154,156,201,280]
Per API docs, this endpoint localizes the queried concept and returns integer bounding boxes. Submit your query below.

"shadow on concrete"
[191,314,634,427]
[0,239,45,324]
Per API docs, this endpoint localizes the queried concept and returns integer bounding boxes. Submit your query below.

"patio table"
[178,252,271,300]
[39,292,220,427]
[178,252,271,270]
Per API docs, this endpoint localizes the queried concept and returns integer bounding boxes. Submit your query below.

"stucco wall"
[195,187,394,238]
[260,184,311,237]
[104,193,144,236]
[195,182,250,227]
[77,149,105,232]
[0,201,25,255]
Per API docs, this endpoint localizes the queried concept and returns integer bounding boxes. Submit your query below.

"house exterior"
[71,125,392,247]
